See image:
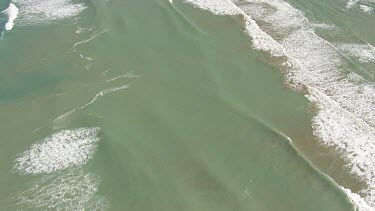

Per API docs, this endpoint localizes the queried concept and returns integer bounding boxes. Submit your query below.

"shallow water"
[1,0,373,210]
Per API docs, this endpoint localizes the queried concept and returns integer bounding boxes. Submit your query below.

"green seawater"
[0,0,364,210]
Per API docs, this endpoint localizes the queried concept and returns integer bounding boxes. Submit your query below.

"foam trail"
[34,84,129,132]
[169,0,173,4]
[85,63,92,70]
[13,127,100,174]
[80,54,93,61]
[73,30,110,49]
[17,169,110,210]
[106,71,139,82]
[184,0,375,209]
[2,3,19,30]
[101,68,112,75]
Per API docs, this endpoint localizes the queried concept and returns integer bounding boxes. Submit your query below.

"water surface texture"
[1,0,374,210]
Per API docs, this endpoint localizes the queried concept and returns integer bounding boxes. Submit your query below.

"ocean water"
[0,0,374,210]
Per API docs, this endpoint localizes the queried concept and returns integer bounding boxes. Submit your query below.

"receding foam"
[13,127,100,175]
[17,168,110,210]
[2,3,19,30]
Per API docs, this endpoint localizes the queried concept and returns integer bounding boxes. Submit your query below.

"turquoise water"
[1,0,374,210]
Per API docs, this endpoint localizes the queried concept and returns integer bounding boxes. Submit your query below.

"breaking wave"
[184,0,375,209]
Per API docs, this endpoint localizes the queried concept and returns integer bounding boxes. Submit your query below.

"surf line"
[34,84,129,133]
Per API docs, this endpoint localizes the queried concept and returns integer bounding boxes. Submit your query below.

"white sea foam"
[241,0,308,36]
[13,127,100,174]
[12,0,85,25]
[347,0,360,9]
[2,3,19,30]
[18,169,109,210]
[185,0,375,209]
[342,187,373,211]
[184,0,240,15]
[338,44,375,63]
[346,0,375,12]
[310,22,336,30]
[360,4,373,13]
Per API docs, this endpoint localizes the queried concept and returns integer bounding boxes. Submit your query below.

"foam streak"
[73,30,110,49]
[34,84,129,132]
